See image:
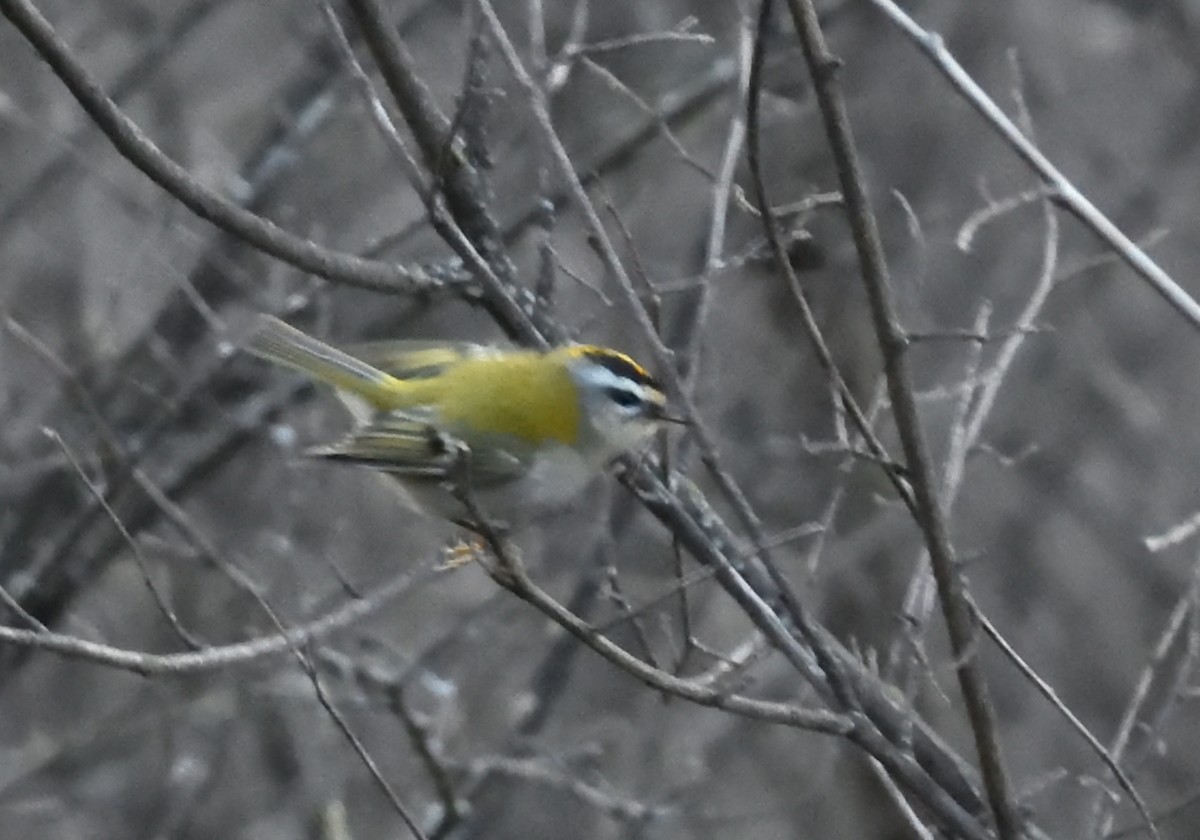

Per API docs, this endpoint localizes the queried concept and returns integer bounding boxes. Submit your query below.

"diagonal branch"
[864,0,1200,333]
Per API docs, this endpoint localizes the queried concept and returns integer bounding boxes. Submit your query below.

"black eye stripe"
[605,386,643,407]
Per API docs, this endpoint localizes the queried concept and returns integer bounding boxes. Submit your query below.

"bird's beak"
[650,403,690,426]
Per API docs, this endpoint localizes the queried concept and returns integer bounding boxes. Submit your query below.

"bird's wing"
[306,411,527,486]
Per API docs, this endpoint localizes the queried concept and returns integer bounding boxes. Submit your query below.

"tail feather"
[247,315,402,406]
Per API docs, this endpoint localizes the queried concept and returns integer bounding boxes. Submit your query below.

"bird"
[246,314,680,526]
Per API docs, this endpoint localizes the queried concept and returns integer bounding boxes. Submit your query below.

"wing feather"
[307,411,527,485]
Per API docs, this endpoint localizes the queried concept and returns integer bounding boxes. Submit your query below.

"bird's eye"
[605,385,642,408]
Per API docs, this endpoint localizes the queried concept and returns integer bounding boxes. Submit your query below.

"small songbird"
[247,315,678,525]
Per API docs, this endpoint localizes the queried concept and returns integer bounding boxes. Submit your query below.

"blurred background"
[3,1,1200,837]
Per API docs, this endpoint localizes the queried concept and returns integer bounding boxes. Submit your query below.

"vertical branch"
[677,6,752,410]
[776,1,1021,837]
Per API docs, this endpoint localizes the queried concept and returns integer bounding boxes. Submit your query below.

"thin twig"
[678,7,752,398]
[688,632,772,692]
[341,0,548,347]
[803,378,889,576]
[744,0,914,516]
[316,0,429,197]
[956,186,1058,252]
[577,56,714,179]
[0,583,48,632]
[391,689,466,829]
[566,25,715,57]
[44,429,203,650]
[1086,558,1200,837]
[300,642,431,840]
[596,521,824,635]
[461,754,665,823]
[1107,785,1200,839]
[0,566,434,675]
[971,600,1158,840]
[867,756,938,840]
[1145,512,1200,554]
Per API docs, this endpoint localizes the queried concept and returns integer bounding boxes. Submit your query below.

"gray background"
[2,1,1199,837]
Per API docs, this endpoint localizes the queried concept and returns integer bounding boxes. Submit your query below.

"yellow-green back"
[398,351,580,445]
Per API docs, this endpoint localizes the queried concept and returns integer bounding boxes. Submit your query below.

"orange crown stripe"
[566,345,654,382]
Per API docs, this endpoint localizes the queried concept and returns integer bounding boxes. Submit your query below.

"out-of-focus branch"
[456,755,664,825]
[0,0,466,294]
[0,0,234,228]
[971,599,1157,840]
[778,0,1020,837]
[1086,557,1200,837]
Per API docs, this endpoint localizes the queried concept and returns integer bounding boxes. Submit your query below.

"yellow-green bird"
[247,315,677,524]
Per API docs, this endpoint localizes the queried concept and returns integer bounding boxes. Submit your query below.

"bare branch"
[866,0,1200,333]
[0,566,435,676]
[778,0,1020,834]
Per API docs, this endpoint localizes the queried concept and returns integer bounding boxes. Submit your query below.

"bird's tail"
[246,315,403,409]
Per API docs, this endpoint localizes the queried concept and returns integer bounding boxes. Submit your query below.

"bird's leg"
[438,436,518,572]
